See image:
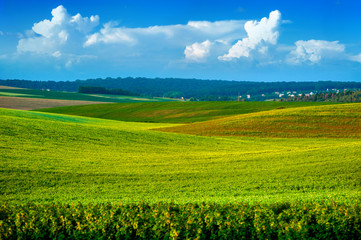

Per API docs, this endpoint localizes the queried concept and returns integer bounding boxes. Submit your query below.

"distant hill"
[36,101,335,123]
[1,77,361,99]
[0,85,175,110]
[158,103,361,138]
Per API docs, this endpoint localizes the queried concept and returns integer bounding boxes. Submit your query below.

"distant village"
[186,88,361,102]
[249,88,361,102]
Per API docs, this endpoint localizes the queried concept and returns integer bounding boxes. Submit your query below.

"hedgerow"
[1,201,360,239]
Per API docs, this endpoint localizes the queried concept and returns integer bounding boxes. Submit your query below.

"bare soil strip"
[0,96,111,110]
[0,85,24,89]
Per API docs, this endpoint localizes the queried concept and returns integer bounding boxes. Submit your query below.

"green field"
[1,105,360,204]
[1,102,361,238]
[36,101,336,123]
[0,88,175,103]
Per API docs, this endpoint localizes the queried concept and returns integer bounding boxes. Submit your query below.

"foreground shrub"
[0,201,360,239]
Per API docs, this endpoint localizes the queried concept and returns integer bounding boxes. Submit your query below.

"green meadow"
[1,102,361,238]
[1,103,360,204]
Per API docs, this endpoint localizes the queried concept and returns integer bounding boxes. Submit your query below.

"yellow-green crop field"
[1,103,360,239]
[1,104,361,203]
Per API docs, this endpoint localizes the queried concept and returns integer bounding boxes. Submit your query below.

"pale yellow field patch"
[0,85,25,89]
[0,96,111,110]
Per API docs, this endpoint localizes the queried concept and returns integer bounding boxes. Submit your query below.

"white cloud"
[349,53,361,63]
[84,19,245,48]
[187,20,245,38]
[52,51,62,58]
[24,30,36,38]
[184,40,211,62]
[18,37,56,54]
[11,4,361,78]
[17,5,99,56]
[16,5,248,69]
[58,30,69,43]
[62,54,97,68]
[219,10,281,61]
[0,31,3,36]
[31,5,68,38]
[71,14,100,33]
[258,46,268,55]
[287,40,345,64]
[84,22,136,47]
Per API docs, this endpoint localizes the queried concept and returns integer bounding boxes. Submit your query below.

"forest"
[2,77,361,100]
[78,86,139,96]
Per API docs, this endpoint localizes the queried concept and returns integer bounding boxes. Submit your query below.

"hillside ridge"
[156,103,361,138]
[36,101,335,123]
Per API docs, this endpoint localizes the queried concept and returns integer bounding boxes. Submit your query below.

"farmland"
[0,87,175,110]
[0,96,111,110]
[36,101,335,123]
[158,103,361,138]
[1,102,360,238]
[1,104,360,203]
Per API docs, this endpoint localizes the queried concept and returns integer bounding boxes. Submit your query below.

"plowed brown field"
[0,96,108,110]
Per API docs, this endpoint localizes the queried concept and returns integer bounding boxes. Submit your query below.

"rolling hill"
[157,103,361,138]
[0,86,175,110]
[35,101,336,123]
[2,102,361,238]
[1,106,360,204]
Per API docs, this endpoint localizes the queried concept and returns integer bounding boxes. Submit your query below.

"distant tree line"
[284,89,361,102]
[78,86,139,96]
[1,77,361,100]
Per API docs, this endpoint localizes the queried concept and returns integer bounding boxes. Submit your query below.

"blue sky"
[0,0,360,81]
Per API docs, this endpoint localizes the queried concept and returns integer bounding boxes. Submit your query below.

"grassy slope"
[1,107,360,204]
[36,101,336,123]
[158,103,361,138]
[0,88,174,103]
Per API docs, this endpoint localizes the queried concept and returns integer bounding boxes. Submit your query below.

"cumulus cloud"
[287,40,345,64]
[219,10,281,61]
[84,20,245,48]
[184,40,211,62]
[71,14,99,33]
[14,5,250,71]
[84,22,136,47]
[13,4,360,78]
[17,5,99,56]
[14,5,250,72]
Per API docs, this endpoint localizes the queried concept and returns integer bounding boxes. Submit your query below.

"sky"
[0,0,361,82]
